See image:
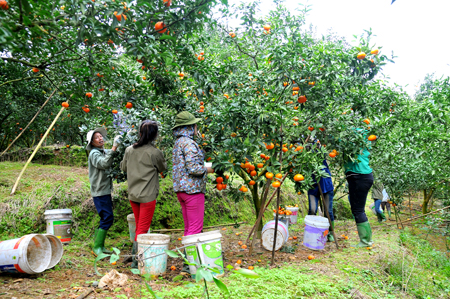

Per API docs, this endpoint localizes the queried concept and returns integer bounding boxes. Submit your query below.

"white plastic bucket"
[303,215,329,250]
[182,230,224,278]
[137,234,170,275]
[286,207,299,224]
[196,231,224,276]
[261,220,289,251]
[127,213,151,242]
[44,209,73,244]
[273,213,290,227]
[43,234,64,269]
[0,234,52,274]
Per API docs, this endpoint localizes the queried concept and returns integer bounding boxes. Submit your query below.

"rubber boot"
[327,221,335,242]
[93,228,112,254]
[376,213,382,223]
[351,221,373,248]
[379,212,387,222]
[131,241,138,269]
[388,210,392,219]
[93,228,111,256]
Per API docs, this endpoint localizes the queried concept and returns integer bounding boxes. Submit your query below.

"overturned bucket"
[0,234,52,274]
[43,234,64,269]
[303,215,329,250]
[44,209,73,244]
[261,220,289,251]
[137,234,170,275]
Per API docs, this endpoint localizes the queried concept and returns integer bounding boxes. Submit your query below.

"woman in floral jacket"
[172,111,214,236]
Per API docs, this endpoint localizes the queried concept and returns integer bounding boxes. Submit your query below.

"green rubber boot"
[327,221,335,242]
[351,221,373,248]
[388,210,392,219]
[379,212,387,222]
[376,213,382,223]
[131,241,138,269]
[92,228,112,256]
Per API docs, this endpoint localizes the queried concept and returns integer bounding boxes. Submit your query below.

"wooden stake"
[10,105,67,195]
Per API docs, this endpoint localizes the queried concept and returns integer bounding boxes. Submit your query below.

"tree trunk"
[422,188,434,214]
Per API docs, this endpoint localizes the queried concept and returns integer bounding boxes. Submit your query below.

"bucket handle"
[138,239,204,262]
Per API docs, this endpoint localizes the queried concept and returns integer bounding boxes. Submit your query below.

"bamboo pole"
[10,105,67,195]
[271,132,284,266]
[386,205,450,226]
[1,84,60,157]
[151,221,247,232]
[317,180,339,249]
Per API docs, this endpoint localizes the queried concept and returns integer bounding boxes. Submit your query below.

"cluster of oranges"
[273,206,293,215]
[215,176,229,191]
[340,234,349,240]
[82,105,90,113]
[199,101,205,113]
[196,51,205,61]
[0,0,9,10]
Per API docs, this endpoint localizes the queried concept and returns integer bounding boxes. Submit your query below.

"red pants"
[130,200,156,241]
[176,192,205,236]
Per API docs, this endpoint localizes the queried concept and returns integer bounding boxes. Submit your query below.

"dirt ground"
[0,199,436,299]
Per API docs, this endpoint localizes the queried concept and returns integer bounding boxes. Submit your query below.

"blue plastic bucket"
[137,234,170,275]
[303,216,329,250]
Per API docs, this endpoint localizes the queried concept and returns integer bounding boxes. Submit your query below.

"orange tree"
[174,2,396,234]
[370,76,450,215]
[0,0,220,150]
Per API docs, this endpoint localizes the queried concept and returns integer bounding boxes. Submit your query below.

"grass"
[0,161,449,299]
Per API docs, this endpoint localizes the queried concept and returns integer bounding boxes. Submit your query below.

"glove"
[113,135,123,147]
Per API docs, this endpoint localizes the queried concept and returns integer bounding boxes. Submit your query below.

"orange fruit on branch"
[292,86,299,91]
[308,126,314,131]
[216,177,224,184]
[0,0,9,10]
[297,95,307,104]
[32,67,39,73]
[293,174,304,181]
[265,172,274,179]
[61,102,69,108]
[86,92,93,98]
[263,24,270,31]
[112,109,118,114]
[368,135,377,141]
[370,49,379,55]
[125,102,133,109]
[266,143,275,150]
[363,118,370,125]
[250,170,257,176]
[329,152,336,158]
[357,52,366,60]
[275,173,282,179]
[155,21,167,33]
[272,181,281,188]
[229,32,236,38]
[249,180,256,186]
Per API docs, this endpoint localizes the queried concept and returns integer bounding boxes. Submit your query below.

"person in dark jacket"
[86,128,122,256]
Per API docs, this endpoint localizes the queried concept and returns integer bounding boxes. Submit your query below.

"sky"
[226,0,450,95]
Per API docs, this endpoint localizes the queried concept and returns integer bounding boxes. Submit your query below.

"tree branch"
[0,74,44,88]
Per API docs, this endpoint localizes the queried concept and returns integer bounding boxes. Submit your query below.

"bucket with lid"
[286,207,299,224]
[261,220,289,251]
[303,215,330,250]
[137,234,171,275]
[44,209,73,244]
[0,234,52,274]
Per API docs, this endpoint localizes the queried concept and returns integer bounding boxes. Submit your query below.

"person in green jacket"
[86,127,122,256]
[371,179,387,223]
[345,145,374,248]
[120,120,167,268]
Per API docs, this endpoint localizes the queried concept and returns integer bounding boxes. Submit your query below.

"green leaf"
[145,282,163,299]
[234,268,259,278]
[165,249,179,258]
[94,253,111,276]
[172,275,184,282]
[159,35,177,41]
[213,277,229,295]
[130,268,140,275]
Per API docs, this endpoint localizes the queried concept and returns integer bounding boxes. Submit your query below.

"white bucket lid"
[137,233,170,245]
[304,215,330,229]
[181,230,222,245]
[44,209,72,215]
[127,213,135,221]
